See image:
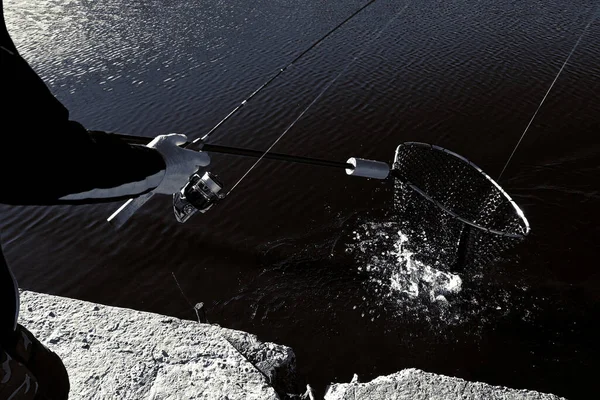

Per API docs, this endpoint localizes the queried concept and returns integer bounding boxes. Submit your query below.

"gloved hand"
[147,133,210,195]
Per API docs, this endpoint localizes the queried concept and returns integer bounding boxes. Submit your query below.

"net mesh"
[392,142,530,271]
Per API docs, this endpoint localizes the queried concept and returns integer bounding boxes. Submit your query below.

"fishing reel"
[172,169,225,223]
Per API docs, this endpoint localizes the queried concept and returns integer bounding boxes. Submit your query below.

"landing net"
[392,142,530,271]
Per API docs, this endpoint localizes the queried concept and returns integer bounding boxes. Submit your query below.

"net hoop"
[394,142,531,239]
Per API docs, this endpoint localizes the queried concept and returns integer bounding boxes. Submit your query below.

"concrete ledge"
[18,291,296,399]
[324,369,566,400]
[19,291,566,400]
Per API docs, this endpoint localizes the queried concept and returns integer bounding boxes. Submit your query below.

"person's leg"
[7,325,70,400]
[0,246,40,399]
[0,245,69,399]
[0,346,38,400]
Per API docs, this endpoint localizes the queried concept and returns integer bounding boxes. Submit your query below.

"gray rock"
[220,328,298,395]
[17,291,567,400]
[18,290,298,400]
[324,369,567,400]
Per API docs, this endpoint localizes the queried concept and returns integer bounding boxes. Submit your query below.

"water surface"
[3,0,600,398]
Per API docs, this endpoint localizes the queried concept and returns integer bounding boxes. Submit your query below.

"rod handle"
[107,192,155,229]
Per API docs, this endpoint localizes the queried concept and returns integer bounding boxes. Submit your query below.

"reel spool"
[173,170,224,223]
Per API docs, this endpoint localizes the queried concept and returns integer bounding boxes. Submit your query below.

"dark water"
[3,0,600,398]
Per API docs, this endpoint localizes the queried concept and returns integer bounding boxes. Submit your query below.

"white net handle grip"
[107,192,155,229]
[345,157,390,179]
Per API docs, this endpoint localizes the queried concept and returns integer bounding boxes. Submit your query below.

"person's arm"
[0,44,167,205]
[0,4,206,205]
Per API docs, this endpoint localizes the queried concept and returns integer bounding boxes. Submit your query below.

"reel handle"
[107,192,154,229]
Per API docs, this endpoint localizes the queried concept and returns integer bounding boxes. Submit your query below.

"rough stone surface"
[324,369,567,400]
[18,291,568,400]
[220,329,298,395]
[18,290,297,400]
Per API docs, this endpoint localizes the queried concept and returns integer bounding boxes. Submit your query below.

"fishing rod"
[108,133,390,227]
[197,0,377,145]
[107,0,386,228]
[116,134,358,170]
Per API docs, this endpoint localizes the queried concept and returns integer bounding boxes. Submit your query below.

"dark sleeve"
[0,9,166,206]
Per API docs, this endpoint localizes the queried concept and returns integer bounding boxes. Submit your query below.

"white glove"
[147,133,210,195]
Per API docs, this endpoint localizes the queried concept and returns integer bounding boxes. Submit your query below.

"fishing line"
[195,0,378,145]
[227,2,412,195]
[171,271,203,323]
[498,5,600,181]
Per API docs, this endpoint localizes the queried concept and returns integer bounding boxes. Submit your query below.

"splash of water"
[346,221,468,326]
[388,231,462,303]
[348,222,462,304]
[346,220,534,333]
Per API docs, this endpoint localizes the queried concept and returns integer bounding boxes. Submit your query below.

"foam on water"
[387,231,462,303]
[346,220,482,329]
[347,221,462,311]
[345,218,540,336]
